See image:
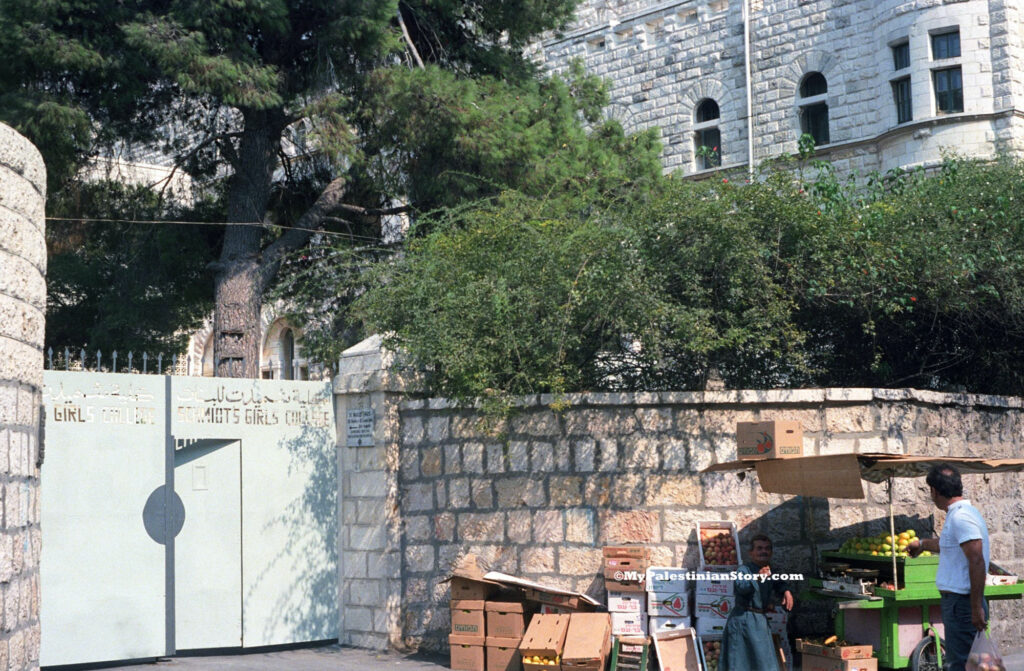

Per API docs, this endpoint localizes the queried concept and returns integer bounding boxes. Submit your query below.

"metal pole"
[743,0,755,180]
[889,475,899,590]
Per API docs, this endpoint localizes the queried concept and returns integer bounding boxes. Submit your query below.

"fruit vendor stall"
[702,453,1024,671]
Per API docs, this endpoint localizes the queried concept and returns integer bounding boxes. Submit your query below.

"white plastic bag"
[966,631,1006,671]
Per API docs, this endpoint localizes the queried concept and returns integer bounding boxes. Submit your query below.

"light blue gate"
[41,372,338,667]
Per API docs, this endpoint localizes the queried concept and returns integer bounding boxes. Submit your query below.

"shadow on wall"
[250,419,338,643]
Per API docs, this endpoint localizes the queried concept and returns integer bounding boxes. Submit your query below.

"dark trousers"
[939,591,989,671]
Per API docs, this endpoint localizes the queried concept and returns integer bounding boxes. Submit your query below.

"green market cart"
[703,453,1024,670]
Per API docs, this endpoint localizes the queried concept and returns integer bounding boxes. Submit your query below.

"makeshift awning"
[701,453,1024,499]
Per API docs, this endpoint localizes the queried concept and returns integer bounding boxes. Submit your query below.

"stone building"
[537,0,1023,176]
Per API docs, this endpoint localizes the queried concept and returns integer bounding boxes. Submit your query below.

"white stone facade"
[538,0,1024,176]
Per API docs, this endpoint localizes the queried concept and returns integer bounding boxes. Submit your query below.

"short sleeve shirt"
[935,499,990,594]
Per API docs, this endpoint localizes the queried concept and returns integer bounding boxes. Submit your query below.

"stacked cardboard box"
[645,566,691,636]
[736,420,803,460]
[694,576,734,637]
[486,602,527,671]
[796,640,877,671]
[603,545,650,638]
[519,613,570,670]
[561,613,612,670]
[450,579,492,671]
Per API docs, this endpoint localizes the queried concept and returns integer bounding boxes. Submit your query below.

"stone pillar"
[0,123,46,669]
[334,335,415,650]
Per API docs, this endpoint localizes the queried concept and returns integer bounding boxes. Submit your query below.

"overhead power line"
[44,216,387,243]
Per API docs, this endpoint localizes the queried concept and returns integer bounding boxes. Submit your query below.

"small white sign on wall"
[346,408,375,447]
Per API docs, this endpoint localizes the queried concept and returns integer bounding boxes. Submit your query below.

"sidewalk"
[85,643,1024,670]
[109,645,448,670]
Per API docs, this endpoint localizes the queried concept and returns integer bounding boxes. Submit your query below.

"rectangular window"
[932,30,960,60]
[893,42,910,70]
[933,67,963,113]
[892,77,912,123]
[800,103,830,146]
[695,128,721,169]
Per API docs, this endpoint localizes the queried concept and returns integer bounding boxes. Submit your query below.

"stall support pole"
[888,475,899,590]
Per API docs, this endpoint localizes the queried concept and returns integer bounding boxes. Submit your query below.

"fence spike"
[158,353,163,375]
[143,352,149,374]
[112,350,118,373]
[128,351,134,372]
[48,347,53,370]
[65,347,70,371]
[97,349,102,372]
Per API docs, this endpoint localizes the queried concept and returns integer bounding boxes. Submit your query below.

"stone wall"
[536,0,1022,176]
[394,388,1024,652]
[0,123,45,669]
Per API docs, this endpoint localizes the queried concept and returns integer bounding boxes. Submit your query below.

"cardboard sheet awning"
[702,454,1024,499]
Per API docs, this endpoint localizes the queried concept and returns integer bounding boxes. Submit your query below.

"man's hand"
[908,539,922,557]
[782,590,794,611]
[759,565,772,575]
[972,603,987,632]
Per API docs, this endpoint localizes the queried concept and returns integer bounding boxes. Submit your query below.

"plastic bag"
[966,631,1006,671]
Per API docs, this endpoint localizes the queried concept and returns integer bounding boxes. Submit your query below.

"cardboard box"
[561,613,612,669]
[736,420,803,460]
[486,639,523,671]
[605,575,646,593]
[607,590,645,614]
[452,576,501,601]
[647,590,691,617]
[795,639,874,660]
[694,593,734,620]
[652,627,703,671]
[603,545,652,560]
[603,555,649,581]
[648,616,694,636]
[694,617,726,637]
[519,613,570,669]
[450,633,486,671]
[800,652,878,671]
[486,601,527,640]
[535,603,574,615]
[696,521,741,571]
[611,612,647,636]
[523,587,583,609]
[646,567,691,593]
[694,578,734,596]
[452,600,486,636]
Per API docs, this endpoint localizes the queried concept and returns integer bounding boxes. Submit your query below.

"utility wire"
[44,216,388,243]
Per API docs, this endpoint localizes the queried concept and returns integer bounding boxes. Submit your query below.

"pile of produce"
[838,530,930,558]
[702,640,721,671]
[525,654,559,666]
[966,650,1006,671]
[700,529,738,565]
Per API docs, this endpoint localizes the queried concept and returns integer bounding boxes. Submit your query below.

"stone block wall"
[0,123,45,670]
[537,0,1022,177]
[394,388,1024,652]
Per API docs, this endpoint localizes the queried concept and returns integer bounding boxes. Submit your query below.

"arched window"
[798,72,830,146]
[693,98,722,170]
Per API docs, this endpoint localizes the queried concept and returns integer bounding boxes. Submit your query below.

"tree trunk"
[213,108,285,378]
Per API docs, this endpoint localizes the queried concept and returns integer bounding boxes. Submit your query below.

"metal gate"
[40,372,338,667]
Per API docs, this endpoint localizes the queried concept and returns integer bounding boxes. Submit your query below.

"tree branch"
[336,203,412,217]
[398,3,425,69]
[257,176,350,291]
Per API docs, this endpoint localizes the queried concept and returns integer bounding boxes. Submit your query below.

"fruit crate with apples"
[700,635,722,671]
[696,521,741,571]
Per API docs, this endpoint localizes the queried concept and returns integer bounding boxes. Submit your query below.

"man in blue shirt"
[908,463,990,671]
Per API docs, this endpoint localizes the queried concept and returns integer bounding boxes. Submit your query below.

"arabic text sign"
[171,378,333,439]
[346,408,374,447]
